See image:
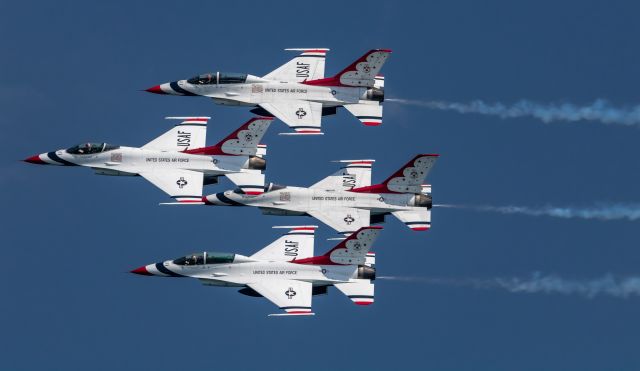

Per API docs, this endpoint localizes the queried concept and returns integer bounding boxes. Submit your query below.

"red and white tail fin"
[351,154,439,194]
[185,117,273,156]
[305,49,391,87]
[142,117,210,151]
[310,159,375,191]
[250,226,318,261]
[293,227,382,265]
[263,48,329,82]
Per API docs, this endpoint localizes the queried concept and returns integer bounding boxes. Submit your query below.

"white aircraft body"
[24,117,273,201]
[196,154,438,235]
[131,226,380,316]
[145,49,391,135]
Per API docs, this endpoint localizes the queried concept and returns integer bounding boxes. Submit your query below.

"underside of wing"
[139,169,203,202]
[247,280,314,316]
[307,208,370,235]
[259,101,323,135]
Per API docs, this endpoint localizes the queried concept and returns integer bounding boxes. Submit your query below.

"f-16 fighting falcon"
[24,117,273,201]
[131,225,380,316]
[197,154,438,235]
[145,48,390,135]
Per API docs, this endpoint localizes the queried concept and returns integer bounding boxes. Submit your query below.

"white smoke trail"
[433,203,640,221]
[387,98,640,126]
[379,273,640,299]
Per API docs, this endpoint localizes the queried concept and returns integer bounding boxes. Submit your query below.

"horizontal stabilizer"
[343,101,383,126]
[392,208,431,231]
[226,170,265,195]
[365,252,375,267]
[374,75,384,89]
[334,280,375,305]
[268,312,315,317]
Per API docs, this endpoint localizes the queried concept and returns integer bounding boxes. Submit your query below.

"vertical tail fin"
[142,117,210,151]
[263,48,329,82]
[351,154,439,194]
[310,159,375,191]
[334,280,375,306]
[185,117,273,156]
[250,226,318,261]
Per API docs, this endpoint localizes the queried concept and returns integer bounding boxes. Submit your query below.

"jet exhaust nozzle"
[248,156,267,171]
[413,194,432,209]
[365,87,384,102]
[357,265,376,280]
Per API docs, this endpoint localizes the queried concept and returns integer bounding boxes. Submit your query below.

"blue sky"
[2,1,639,370]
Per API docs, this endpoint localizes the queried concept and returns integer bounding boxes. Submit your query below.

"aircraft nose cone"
[145,85,166,94]
[24,154,46,164]
[130,265,153,276]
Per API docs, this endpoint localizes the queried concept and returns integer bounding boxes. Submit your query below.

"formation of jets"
[25,48,438,316]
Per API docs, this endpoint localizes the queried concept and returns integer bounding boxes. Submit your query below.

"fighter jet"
[145,48,390,135]
[195,154,438,235]
[24,116,273,201]
[131,225,380,316]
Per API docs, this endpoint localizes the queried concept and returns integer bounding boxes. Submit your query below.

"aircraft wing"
[247,280,314,316]
[307,208,370,235]
[139,170,203,203]
[259,101,323,135]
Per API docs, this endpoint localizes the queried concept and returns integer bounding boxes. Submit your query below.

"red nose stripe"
[130,266,152,276]
[24,155,46,164]
[145,85,166,94]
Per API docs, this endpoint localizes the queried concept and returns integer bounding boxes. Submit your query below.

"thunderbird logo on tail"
[145,49,391,135]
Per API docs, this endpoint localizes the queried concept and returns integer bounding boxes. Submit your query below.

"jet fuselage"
[154,76,368,108]
[204,185,424,214]
[28,146,252,177]
[139,254,363,287]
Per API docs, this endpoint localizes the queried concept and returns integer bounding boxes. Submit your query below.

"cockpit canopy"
[66,142,119,155]
[187,72,248,85]
[173,252,235,266]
